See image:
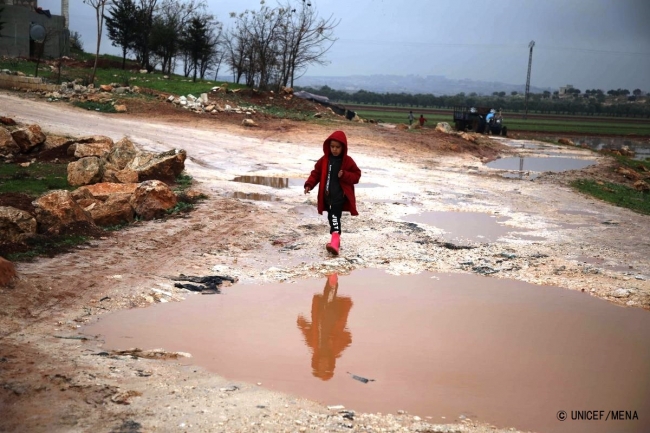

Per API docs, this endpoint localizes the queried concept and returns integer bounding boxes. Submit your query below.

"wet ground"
[2,91,650,433]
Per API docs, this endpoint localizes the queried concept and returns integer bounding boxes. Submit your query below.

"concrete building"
[0,0,69,59]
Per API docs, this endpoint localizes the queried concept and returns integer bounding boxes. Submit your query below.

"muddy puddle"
[226,191,282,201]
[401,211,540,243]
[84,269,650,433]
[232,176,303,189]
[486,157,596,172]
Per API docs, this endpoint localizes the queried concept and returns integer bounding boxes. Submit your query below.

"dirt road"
[1,91,649,432]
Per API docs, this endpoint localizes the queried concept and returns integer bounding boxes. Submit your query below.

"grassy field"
[353,107,650,135]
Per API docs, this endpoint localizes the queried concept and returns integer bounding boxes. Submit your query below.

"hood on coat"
[322,130,348,157]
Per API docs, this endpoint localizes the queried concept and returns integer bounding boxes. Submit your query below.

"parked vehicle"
[452,106,507,136]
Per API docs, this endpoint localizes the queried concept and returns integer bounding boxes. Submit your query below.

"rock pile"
[0,118,188,248]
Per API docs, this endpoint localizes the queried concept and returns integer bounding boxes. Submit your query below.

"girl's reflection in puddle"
[297,274,353,380]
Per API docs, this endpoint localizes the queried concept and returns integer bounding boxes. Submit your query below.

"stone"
[74,135,114,158]
[127,149,186,183]
[90,194,135,226]
[99,84,113,92]
[0,206,37,242]
[0,127,20,155]
[558,138,575,146]
[114,105,128,113]
[435,122,453,133]
[0,117,17,126]
[615,166,642,181]
[67,157,103,186]
[633,180,649,192]
[75,182,138,201]
[0,257,17,286]
[130,180,178,220]
[103,137,137,170]
[41,136,73,152]
[167,95,175,102]
[611,288,631,298]
[102,168,139,184]
[11,124,46,153]
[242,119,258,127]
[32,190,94,235]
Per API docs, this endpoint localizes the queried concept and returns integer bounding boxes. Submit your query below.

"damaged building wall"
[0,5,69,59]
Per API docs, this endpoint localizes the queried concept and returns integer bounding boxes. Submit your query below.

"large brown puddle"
[84,270,650,433]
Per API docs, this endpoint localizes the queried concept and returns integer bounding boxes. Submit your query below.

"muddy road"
[1,91,649,433]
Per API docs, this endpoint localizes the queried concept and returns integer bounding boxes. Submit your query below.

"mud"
[1,90,649,433]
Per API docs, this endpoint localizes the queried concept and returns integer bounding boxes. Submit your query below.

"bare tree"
[83,0,110,83]
[224,13,252,84]
[225,1,339,90]
[228,5,286,89]
[278,1,339,88]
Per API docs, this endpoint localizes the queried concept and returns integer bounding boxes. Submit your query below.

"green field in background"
[353,108,650,135]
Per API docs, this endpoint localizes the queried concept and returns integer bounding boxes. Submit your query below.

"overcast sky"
[39,0,650,91]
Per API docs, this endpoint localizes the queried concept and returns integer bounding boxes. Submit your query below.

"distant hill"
[292,74,553,96]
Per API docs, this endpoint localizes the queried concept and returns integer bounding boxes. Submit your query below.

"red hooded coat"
[304,131,361,216]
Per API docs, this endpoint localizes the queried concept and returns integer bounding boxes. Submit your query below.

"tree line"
[296,85,650,118]
[83,0,338,89]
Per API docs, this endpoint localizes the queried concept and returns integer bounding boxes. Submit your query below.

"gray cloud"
[39,0,650,91]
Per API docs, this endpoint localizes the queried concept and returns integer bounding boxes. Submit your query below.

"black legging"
[327,201,343,234]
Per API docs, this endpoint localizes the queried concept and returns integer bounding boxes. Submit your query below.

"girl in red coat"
[304,131,361,255]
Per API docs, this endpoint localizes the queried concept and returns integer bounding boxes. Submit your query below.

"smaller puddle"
[232,176,303,189]
[227,192,281,202]
[402,211,536,244]
[486,157,596,172]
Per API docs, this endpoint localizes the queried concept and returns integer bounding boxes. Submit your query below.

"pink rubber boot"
[326,232,340,255]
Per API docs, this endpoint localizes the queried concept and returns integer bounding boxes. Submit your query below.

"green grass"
[169,172,207,215]
[173,172,194,191]
[612,154,650,173]
[0,162,71,196]
[571,179,650,215]
[6,235,90,262]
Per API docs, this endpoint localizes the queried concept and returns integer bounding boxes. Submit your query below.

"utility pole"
[524,40,535,119]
